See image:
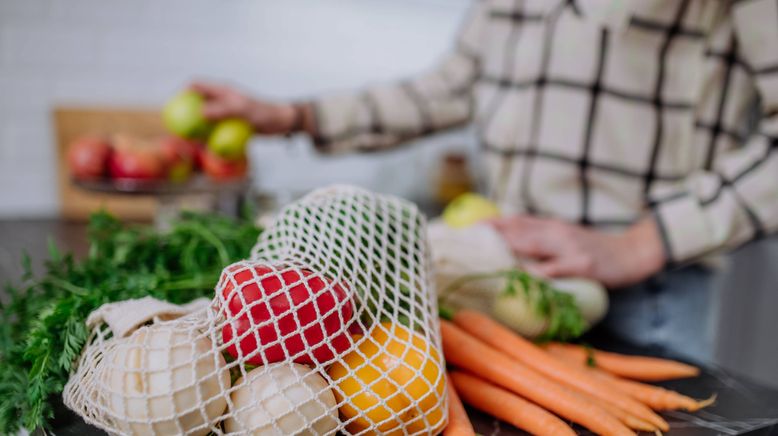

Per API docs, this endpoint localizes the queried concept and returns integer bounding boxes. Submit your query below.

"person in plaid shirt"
[192,0,778,361]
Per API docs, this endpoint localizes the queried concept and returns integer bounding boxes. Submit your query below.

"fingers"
[489,214,545,232]
[188,82,248,121]
[503,232,556,259]
[529,254,595,279]
[189,82,231,120]
[492,215,597,280]
[202,103,236,120]
[491,215,561,259]
[189,81,228,98]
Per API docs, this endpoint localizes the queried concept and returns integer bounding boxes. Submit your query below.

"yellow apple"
[163,91,212,139]
[442,193,501,228]
[207,119,252,160]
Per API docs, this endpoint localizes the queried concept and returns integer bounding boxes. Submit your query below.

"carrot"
[453,310,669,431]
[449,371,575,436]
[550,348,716,412]
[570,387,658,432]
[443,373,476,436]
[440,320,634,436]
[546,342,700,381]
[608,376,717,412]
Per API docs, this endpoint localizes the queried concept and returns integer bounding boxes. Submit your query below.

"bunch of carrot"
[441,310,714,436]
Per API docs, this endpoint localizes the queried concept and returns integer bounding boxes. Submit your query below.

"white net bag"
[63,185,448,435]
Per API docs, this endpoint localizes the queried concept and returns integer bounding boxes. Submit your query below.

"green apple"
[163,91,212,139]
[207,119,253,160]
[442,193,501,228]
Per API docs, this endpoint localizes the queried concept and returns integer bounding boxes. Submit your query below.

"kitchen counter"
[0,219,88,284]
[2,220,778,436]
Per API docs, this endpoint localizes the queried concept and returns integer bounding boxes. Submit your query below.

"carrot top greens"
[0,211,261,433]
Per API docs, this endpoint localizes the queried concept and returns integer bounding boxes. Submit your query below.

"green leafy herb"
[0,211,261,433]
[440,269,586,342]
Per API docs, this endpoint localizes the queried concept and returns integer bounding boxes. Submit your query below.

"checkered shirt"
[311,0,778,266]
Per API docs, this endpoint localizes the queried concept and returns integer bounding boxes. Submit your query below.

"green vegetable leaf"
[0,210,261,433]
[47,238,61,264]
[438,304,456,321]
[21,252,32,280]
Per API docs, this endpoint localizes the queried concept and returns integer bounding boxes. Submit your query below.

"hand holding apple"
[189,82,305,135]
[161,82,322,184]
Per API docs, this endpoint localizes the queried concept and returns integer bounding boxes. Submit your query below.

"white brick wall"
[0,0,471,217]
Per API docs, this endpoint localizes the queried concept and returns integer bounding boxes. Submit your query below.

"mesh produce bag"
[63,185,448,435]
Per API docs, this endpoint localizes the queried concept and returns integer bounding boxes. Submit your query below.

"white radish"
[224,363,338,435]
[102,324,229,436]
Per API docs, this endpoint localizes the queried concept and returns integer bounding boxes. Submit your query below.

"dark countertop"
[2,219,778,436]
[0,220,88,286]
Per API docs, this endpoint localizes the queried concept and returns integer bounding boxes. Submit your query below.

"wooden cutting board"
[54,107,161,221]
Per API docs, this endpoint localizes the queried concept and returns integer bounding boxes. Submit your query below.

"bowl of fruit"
[68,90,253,194]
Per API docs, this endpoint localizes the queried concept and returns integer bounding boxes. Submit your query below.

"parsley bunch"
[0,211,261,433]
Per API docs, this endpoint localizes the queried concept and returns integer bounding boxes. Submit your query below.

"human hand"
[189,81,312,135]
[490,215,666,288]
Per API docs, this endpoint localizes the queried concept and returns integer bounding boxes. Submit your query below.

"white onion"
[224,363,338,435]
[102,324,229,435]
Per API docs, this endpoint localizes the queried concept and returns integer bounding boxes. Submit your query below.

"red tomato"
[218,263,355,366]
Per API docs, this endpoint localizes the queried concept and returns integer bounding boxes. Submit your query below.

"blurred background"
[0,0,471,217]
[1,0,776,389]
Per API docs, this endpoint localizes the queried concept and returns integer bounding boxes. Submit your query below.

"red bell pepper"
[218,262,355,365]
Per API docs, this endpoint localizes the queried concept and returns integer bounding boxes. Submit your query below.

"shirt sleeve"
[649,0,778,265]
[310,1,488,154]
